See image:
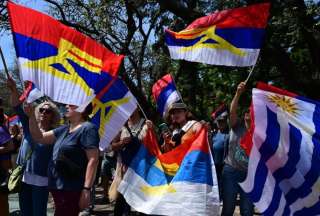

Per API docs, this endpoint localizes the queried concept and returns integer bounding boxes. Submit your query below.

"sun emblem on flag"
[268,94,300,116]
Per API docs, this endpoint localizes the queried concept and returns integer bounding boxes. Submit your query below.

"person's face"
[38,105,54,122]
[244,112,251,129]
[64,104,79,118]
[170,109,187,126]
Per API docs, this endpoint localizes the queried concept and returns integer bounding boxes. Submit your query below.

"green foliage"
[0,0,319,122]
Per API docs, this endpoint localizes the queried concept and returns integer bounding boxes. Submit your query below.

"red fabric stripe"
[186,3,270,30]
[7,2,124,76]
[256,82,297,97]
[152,74,173,101]
[240,103,254,156]
[143,127,209,165]
[19,81,33,102]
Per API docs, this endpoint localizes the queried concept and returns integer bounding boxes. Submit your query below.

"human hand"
[162,131,172,143]
[79,189,91,210]
[121,137,131,146]
[146,120,153,129]
[236,82,246,95]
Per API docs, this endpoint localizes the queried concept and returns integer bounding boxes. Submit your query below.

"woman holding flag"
[25,101,99,216]
[8,77,60,216]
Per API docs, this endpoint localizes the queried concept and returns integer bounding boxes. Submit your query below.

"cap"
[167,102,187,114]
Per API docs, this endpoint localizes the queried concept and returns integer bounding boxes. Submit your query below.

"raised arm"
[24,104,56,145]
[7,77,21,107]
[230,82,246,129]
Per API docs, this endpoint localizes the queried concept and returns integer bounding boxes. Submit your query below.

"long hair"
[35,101,60,128]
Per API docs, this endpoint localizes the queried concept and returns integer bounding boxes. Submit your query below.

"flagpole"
[136,100,148,120]
[0,46,10,78]
[244,63,257,84]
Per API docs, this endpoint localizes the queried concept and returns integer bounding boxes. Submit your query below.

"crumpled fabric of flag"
[91,77,137,150]
[7,1,124,107]
[118,126,220,216]
[152,74,182,118]
[165,3,270,66]
[240,82,320,215]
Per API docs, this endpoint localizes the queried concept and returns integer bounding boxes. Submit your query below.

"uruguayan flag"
[240,86,320,216]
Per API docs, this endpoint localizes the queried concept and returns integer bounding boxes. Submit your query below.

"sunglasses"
[39,108,53,114]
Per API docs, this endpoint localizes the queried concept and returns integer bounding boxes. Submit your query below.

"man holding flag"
[222,82,253,216]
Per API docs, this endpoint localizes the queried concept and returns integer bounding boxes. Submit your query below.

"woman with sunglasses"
[25,101,99,216]
[7,78,60,216]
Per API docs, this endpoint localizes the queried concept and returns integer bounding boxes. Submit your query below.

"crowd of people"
[0,78,255,216]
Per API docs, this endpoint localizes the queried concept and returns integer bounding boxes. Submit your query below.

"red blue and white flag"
[240,83,320,215]
[8,115,21,127]
[8,2,124,107]
[152,74,182,117]
[91,78,137,150]
[211,103,228,120]
[19,81,44,103]
[165,3,270,66]
[118,126,220,215]
[7,2,138,150]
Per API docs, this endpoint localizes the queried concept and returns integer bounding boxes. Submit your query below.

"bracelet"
[83,186,91,191]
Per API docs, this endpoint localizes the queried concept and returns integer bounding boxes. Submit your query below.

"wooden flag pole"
[244,63,257,84]
[136,100,148,120]
[0,46,10,78]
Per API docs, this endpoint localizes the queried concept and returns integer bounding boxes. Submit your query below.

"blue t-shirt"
[15,105,53,177]
[212,131,228,166]
[48,122,99,191]
[0,125,12,161]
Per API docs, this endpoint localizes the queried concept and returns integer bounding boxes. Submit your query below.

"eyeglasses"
[39,108,53,114]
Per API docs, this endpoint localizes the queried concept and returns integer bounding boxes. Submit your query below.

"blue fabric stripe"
[283,104,320,211]
[130,145,173,186]
[262,184,283,216]
[66,59,119,98]
[13,33,57,60]
[172,151,213,185]
[259,107,281,162]
[246,107,280,202]
[97,78,129,103]
[293,201,320,216]
[273,124,302,180]
[215,28,265,49]
[165,28,265,49]
[261,124,302,215]
[247,160,268,202]
[130,144,213,186]
[156,82,177,115]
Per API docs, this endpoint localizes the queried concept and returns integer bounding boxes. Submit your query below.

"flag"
[165,3,270,66]
[8,2,124,107]
[211,103,228,120]
[240,83,320,215]
[118,126,220,215]
[19,81,44,103]
[91,77,137,150]
[152,74,182,117]
[8,115,21,127]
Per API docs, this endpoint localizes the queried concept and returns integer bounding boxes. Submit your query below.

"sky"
[0,0,48,70]
[1,0,319,71]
